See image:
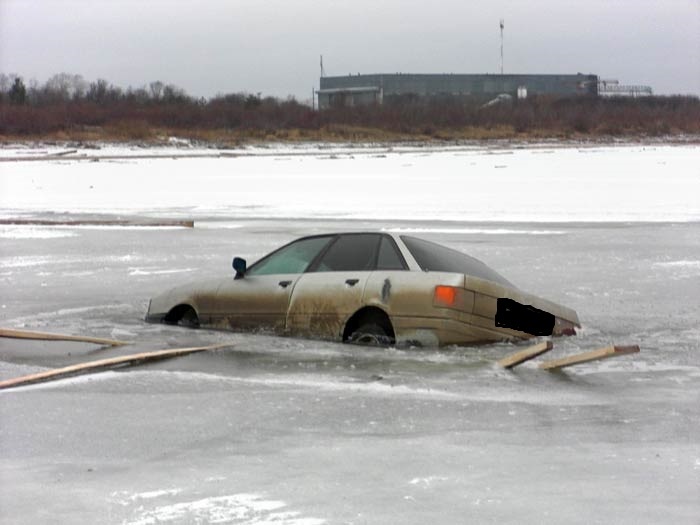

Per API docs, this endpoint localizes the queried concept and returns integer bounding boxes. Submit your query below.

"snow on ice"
[1,144,698,222]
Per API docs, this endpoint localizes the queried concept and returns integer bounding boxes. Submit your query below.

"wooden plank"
[0,343,230,390]
[0,328,129,347]
[498,341,553,369]
[539,345,640,370]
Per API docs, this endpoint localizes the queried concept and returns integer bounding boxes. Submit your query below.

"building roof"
[317,86,381,94]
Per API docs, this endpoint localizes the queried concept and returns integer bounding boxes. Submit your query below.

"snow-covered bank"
[1,144,698,222]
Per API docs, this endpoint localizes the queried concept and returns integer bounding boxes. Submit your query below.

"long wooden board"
[0,343,229,390]
[539,345,640,370]
[0,328,129,347]
[498,341,553,369]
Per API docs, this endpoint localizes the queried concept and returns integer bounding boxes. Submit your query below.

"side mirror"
[232,257,247,279]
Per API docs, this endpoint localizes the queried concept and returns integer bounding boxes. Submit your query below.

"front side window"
[248,236,332,276]
[401,235,513,286]
[312,234,380,272]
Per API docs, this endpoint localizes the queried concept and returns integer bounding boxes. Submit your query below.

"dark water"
[1,219,698,524]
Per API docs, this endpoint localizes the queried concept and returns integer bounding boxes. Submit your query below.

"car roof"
[268,232,512,286]
[291,231,420,271]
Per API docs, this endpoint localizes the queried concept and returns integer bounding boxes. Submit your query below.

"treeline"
[0,73,312,137]
[1,73,699,140]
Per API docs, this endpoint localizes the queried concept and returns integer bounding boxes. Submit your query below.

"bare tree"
[87,79,109,103]
[9,77,27,104]
[149,81,164,100]
[162,84,188,103]
[126,86,150,104]
[0,73,10,95]
[44,73,87,101]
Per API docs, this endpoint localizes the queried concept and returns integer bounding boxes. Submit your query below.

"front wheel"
[176,307,200,328]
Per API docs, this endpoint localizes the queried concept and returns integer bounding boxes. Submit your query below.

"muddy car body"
[146,232,580,346]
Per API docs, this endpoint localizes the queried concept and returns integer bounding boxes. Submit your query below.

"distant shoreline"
[1,134,699,163]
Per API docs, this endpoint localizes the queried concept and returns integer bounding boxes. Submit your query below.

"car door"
[286,233,382,339]
[362,234,424,319]
[212,235,333,333]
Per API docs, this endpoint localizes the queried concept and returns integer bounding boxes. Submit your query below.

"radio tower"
[500,19,504,75]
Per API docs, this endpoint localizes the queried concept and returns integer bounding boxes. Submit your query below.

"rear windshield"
[401,236,513,286]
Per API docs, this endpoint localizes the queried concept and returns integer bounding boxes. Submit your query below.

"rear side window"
[376,236,407,270]
[401,235,513,286]
[313,234,380,272]
[248,236,332,275]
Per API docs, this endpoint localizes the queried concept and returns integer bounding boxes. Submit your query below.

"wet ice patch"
[653,260,700,268]
[409,476,449,487]
[156,371,462,400]
[120,492,324,525]
[0,371,122,393]
[72,225,187,231]
[0,255,54,268]
[120,370,604,406]
[197,221,246,229]
[128,267,195,276]
[61,270,96,277]
[5,303,131,325]
[0,226,77,239]
[652,260,700,278]
[241,375,461,399]
[0,361,46,383]
[112,488,184,503]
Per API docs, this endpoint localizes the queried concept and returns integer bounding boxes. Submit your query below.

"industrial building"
[597,79,653,97]
[317,73,600,109]
[318,73,598,109]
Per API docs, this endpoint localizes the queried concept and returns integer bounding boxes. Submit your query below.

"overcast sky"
[1,0,699,100]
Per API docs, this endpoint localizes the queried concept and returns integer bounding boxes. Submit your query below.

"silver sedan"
[146,232,580,346]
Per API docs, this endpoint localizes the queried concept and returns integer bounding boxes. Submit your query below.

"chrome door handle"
[345,279,359,286]
[278,280,293,288]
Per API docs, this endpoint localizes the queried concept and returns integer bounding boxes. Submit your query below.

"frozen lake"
[1,143,699,524]
[1,143,699,222]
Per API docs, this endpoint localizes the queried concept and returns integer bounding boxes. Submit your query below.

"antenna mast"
[499,19,504,75]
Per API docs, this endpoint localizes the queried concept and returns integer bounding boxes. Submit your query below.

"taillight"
[434,285,459,308]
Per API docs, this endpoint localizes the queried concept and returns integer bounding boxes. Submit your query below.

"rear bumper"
[392,314,575,347]
[392,316,502,346]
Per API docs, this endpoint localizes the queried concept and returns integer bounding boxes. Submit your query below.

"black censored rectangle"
[495,298,555,336]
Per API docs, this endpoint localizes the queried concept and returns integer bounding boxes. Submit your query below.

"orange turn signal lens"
[434,285,458,307]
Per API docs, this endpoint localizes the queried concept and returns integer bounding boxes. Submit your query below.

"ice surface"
[0,226,78,239]
[107,488,325,525]
[122,493,323,525]
[1,144,698,222]
[1,144,699,524]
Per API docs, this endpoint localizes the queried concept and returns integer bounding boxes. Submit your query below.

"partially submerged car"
[146,232,580,346]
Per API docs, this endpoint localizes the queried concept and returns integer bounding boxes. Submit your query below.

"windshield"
[401,236,513,286]
[247,236,333,276]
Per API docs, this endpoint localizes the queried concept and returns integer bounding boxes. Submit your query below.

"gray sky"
[1,0,699,100]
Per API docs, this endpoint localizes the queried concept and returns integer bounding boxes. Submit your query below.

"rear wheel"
[348,322,393,347]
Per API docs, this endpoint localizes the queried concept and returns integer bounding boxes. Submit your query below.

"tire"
[348,322,393,347]
[177,307,200,328]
